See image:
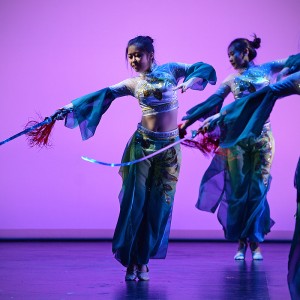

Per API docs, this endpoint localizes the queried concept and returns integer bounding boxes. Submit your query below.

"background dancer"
[181,35,291,261]
[195,61,300,298]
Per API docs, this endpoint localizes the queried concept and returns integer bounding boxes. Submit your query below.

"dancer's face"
[127,45,153,73]
[228,45,249,70]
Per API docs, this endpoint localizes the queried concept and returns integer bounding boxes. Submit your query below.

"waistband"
[137,123,179,140]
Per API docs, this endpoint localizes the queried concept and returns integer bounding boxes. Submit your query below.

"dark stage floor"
[0,241,292,299]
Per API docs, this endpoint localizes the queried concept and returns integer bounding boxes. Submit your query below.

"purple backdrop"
[0,0,299,239]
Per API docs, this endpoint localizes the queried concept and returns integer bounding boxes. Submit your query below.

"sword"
[82,130,200,167]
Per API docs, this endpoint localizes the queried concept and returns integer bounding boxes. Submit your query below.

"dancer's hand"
[52,109,63,120]
[178,123,188,138]
[52,105,73,120]
[174,77,203,93]
[179,120,191,131]
[199,113,221,133]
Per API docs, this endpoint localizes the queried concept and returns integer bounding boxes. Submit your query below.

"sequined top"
[215,60,287,100]
[109,63,209,116]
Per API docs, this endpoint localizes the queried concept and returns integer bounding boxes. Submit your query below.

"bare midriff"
[141,109,178,132]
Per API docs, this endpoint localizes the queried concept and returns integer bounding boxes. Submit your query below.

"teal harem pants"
[222,123,275,242]
[112,124,181,267]
[197,123,275,242]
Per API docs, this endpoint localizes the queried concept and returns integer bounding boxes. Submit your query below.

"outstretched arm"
[63,79,132,140]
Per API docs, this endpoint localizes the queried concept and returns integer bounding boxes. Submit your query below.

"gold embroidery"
[138,78,164,100]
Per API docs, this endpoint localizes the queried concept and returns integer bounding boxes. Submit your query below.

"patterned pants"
[112,124,181,266]
[221,123,275,242]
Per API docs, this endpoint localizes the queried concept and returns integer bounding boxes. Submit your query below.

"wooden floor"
[0,241,292,299]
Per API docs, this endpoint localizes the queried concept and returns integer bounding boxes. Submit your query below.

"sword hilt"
[50,107,73,121]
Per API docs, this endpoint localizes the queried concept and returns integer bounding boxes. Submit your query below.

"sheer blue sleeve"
[170,62,217,90]
[183,62,217,89]
[65,88,116,140]
[285,53,300,72]
[182,94,224,124]
[64,79,134,140]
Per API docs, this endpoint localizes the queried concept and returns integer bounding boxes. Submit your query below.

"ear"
[150,52,154,61]
[243,48,249,57]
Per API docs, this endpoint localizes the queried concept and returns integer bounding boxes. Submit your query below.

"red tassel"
[25,116,56,148]
[181,132,220,156]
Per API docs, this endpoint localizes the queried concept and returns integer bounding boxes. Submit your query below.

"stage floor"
[0,241,291,299]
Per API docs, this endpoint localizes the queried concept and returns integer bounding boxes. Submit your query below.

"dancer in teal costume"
[196,59,300,298]
[61,36,216,280]
[197,63,299,298]
[181,35,294,261]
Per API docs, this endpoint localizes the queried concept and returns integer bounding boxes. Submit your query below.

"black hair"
[125,36,155,62]
[228,34,261,61]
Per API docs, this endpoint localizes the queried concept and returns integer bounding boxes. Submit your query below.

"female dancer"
[198,66,300,297]
[201,63,300,296]
[58,36,217,280]
[181,35,289,260]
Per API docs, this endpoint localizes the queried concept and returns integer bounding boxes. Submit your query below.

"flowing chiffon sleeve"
[183,62,217,90]
[65,88,116,140]
[182,78,231,124]
[64,78,133,140]
[182,94,224,124]
[215,69,300,148]
[169,62,217,90]
[285,53,300,71]
[215,86,277,147]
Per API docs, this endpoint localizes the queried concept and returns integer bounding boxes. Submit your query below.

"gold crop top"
[215,59,287,100]
[109,63,208,116]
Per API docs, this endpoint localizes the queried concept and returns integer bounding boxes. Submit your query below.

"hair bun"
[144,36,154,44]
[251,35,261,49]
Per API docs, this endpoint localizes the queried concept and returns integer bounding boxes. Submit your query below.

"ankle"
[249,242,260,251]
[137,264,148,272]
[239,238,247,245]
[237,239,248,250]
[127,264,136,272]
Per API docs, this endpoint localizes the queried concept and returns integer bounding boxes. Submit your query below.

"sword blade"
[81,136,191,167]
